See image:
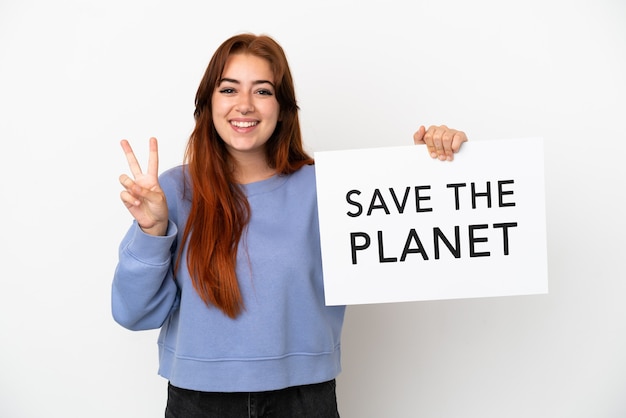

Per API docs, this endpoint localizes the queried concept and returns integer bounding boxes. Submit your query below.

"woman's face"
[212,53,280,163]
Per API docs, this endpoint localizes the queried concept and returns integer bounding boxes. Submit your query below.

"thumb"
[413,125,426,144]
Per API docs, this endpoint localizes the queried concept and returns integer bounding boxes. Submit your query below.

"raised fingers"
[147,137,159,177]
[117,137,168,236]
[121,139,143,178]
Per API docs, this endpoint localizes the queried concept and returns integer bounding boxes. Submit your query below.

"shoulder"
[290,163,316,183]
[159,164,185,181]
[279,163,316,193]
[159,165,187,186]
[283,164,318,200]
[158,165,190,200]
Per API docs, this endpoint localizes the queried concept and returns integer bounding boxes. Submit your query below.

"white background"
[1,1,624,417]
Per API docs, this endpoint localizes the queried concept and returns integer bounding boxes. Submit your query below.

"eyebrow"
[218,78,275,88]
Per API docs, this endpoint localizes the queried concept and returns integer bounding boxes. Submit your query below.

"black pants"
[165,379,340,418]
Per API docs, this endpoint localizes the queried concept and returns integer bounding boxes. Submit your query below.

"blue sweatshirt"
[112,164,346,392]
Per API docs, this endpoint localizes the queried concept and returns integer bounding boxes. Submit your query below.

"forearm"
[111,221,180,330]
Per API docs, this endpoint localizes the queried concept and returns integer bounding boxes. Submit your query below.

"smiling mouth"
[231,121,258,128]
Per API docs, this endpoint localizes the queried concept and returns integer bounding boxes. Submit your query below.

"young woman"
[113,33,467,417]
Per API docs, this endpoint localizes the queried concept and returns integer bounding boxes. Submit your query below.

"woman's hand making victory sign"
[119,137,169,236]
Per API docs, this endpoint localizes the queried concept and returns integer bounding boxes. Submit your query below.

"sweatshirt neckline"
[239,173,288,197]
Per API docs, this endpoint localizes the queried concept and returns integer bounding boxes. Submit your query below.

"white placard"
[314,138,548,306]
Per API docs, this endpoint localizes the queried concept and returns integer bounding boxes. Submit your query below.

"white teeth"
[231,121,257,128]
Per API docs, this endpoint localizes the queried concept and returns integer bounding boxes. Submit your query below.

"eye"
[218,88,236,94]
[256,88,274,96]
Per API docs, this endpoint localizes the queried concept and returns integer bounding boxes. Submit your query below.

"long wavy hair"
[179,34,313,319]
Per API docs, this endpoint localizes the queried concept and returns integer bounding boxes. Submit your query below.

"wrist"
[139,221,168,236]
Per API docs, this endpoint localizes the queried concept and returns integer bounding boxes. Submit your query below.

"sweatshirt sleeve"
[111,220,180,331]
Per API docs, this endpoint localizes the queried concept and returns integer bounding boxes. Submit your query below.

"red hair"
[179,34,313,318]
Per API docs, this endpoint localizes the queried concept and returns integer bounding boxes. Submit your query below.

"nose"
[237,93,254,115]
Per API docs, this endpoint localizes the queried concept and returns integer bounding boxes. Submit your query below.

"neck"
[230,152,276,184]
